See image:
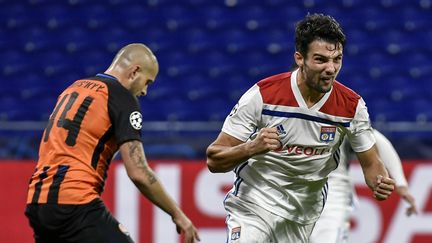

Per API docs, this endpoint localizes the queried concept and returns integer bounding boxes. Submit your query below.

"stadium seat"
[0,1,429,125]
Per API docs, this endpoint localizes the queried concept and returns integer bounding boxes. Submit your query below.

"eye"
[315,57,325,63]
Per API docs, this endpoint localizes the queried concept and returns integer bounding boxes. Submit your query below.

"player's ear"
[294,52,304,68]
[128,65,140,80]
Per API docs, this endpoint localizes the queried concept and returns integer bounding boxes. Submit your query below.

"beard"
[302,63,333,94]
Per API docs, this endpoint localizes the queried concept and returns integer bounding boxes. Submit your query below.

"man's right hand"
[373,175,395,201]
[172,210,200,243]
[248,127,281,155]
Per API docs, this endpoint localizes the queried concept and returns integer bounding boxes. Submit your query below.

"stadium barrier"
[1,160,431,243]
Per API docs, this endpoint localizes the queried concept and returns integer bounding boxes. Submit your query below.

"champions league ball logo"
[129,111,143,130]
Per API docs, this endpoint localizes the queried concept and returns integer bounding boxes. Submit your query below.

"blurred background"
[1,1,432,243]
[0,0,431,160]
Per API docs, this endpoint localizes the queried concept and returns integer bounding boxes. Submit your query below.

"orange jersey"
[27,74,142,205]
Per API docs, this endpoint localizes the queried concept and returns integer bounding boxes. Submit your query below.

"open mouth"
[321,77,333,83]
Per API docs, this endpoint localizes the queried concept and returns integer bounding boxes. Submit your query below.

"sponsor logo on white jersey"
[285,145,331,156]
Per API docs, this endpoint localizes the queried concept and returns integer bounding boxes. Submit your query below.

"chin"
[320,86,332,93]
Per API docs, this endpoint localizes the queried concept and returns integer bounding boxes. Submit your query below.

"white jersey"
[323,135,357,213]
[309,137,355,243]
[316,129,407,216]
[222,69,375,224]
[319,136,356,213]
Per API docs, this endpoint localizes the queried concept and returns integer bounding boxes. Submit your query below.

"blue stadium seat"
[144,144,197,159]
[0,0,430,125]
[1,1,432,160]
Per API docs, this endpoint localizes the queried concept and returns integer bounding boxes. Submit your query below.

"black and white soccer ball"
[129,111,143,130]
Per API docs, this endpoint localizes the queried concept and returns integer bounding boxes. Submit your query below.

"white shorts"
[309,203,352,243]
[224,194,315,243]
[309,181,354,243]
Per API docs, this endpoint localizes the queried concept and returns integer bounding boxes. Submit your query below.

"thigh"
[26,200,134,243]
[225,196,272,243]
[274,219,315,243]
[309,207,351,243]
[226,212,272,243]
[74,200,134,243]
[309,218,349,243]
[25,203,75,243]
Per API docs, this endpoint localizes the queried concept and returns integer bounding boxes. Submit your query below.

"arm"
[206,128,281,173]
[373,130,407,186]
[119,140,200,243]
[396,186,418,216]
[373,130,418,216]
[356,144,395,201]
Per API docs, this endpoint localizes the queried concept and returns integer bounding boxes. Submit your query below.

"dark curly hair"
[295,13,346,57]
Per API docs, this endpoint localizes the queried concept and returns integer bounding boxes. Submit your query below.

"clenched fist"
[249,127,282,155]
[373,175,395,201]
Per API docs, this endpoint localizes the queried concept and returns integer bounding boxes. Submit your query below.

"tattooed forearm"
[128,142,139,157]
[127,142,146,167]
[143,166,157,184]
[128,142,157,185]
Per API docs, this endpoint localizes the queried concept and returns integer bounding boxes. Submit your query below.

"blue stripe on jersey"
[233,178,243,195]
[321,181,329,209]
[234,162,248,177]
[232,162,248,195]
[333,147,341,168]
[262,109,350,127]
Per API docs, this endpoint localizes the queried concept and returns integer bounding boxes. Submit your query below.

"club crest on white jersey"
[320,126,336,142]
[231,227,241,240]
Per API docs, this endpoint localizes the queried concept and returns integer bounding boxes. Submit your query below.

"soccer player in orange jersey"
[25,43,200,243]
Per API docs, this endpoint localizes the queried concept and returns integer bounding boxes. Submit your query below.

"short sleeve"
[107,83,142,145]
[222,85,262,142]
[346,98,375,152]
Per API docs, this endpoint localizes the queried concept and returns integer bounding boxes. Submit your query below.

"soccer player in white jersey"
[309,129,417,243]
[206,13,395,243]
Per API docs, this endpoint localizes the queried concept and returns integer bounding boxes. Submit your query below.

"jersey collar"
[96,73,118,81]
[290,69,332,111]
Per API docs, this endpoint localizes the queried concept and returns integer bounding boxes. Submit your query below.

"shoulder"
[257,72,292,88]
[93,77,130,96]
[90,76,138,104]
[319,80,362,118]
[256,72,297,106]
[332,81,361,100]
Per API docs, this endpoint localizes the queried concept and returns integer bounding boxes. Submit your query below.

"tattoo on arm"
[128,142,157,184]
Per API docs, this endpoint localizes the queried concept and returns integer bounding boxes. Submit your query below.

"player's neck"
[104,69,129,89]
[297,79,325,108]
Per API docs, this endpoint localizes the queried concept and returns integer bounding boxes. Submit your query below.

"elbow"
[206,152,226,173]
[127,172,141,185]
[206,145,230,173]
[207,159,223,173]
[127,170,146,186]
[206,147,218,173]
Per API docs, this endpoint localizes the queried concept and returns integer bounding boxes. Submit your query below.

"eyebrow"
[312,53,343,59]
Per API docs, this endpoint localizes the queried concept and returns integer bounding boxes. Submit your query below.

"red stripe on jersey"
[257,72,299,107]
[319,81,360,118]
